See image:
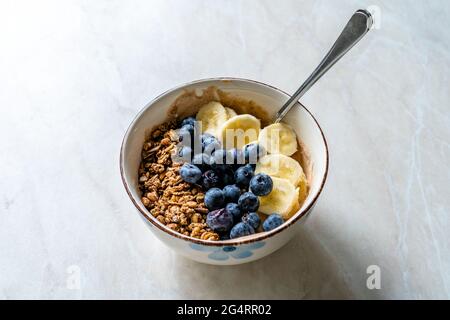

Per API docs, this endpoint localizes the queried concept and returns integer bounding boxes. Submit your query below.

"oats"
[146,192,158,202]
[186,201,198,208]
[141,197,150,207]
[137,120,218,241]
[167,223,179,231]
[191,226,203,237]
[152,130,162,138]
[180,217,188,226]
[160,138,170,146]
[169,206,180,214]
[201,232,220,241]
[195,207,208,214]
[168,130,179,142]
[191,213,202,223]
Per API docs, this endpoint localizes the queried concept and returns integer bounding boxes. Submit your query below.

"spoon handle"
[274,9,373,122]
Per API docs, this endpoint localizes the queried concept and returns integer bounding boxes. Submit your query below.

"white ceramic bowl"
[120,78,328,265]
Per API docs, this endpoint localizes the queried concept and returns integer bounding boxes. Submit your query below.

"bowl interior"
[121,78,328,242]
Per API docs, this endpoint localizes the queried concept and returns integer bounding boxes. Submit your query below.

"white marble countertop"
[1,0,449,299]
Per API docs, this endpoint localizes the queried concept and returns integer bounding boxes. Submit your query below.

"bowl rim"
[120,77,329,247]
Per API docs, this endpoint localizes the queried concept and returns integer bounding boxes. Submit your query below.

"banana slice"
[291,187,301,215]
[220,114,260,149]
[297,172,308,204]
[258,177,299,219]
[255,154,305,186]
[259,123,298,156]
[196,101,228,136]
[225,107,237,119]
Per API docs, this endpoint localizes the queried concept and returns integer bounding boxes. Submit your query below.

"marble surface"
[1,0,449,299]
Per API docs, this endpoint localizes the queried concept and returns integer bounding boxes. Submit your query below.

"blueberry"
[230,222,255,239]
[204,188,225,211]
[177,146,192,162]
[223,184,241,203]
[177,127,192,143]
[206,208,234,233]
[234,164,254,188]
[192,153,210,172]
[180,163,202,184]
[202,170,221,190]
[210,149,228,172]
[202,134,221,154]
[244,143,265,165]
[213,149,228,162]
[181,116,196,127]
[179,126,199,149]
[178,128,193,147]
[201,133,214,142]
[220,234,230,240]
[229,148,245,169]
[181,124,194,136]
[225,203,242,220]
[221,168,235,186]
[242,212,261,229]
[262,214,284,231]
[238,192,260,212]
[191,132,202,152]
[249,173,273,196]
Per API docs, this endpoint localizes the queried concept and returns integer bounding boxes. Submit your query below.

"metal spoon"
[274,9,373,122]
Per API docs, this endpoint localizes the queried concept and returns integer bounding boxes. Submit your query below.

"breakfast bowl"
[120,78,328,265]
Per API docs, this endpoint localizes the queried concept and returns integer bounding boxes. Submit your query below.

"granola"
[138,120,219,241]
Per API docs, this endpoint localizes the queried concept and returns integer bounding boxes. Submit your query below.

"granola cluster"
[138,120,219,241]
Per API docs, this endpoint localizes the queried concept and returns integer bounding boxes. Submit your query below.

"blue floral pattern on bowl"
[190,242,265,261]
